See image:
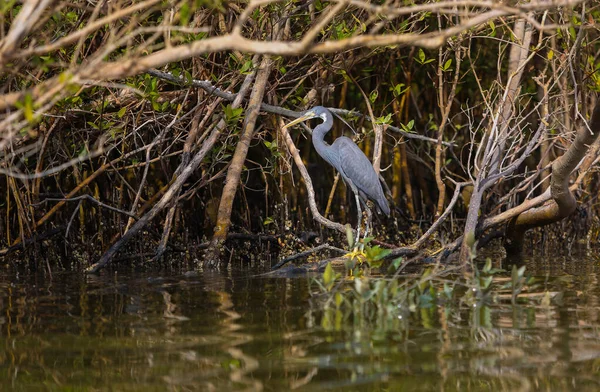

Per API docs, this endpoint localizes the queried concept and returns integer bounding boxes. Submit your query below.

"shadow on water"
[0,253,599,391]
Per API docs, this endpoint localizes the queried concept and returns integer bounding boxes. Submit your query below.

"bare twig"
[86,65,259,273]
[35,195,139,219]
[278,118,349,235]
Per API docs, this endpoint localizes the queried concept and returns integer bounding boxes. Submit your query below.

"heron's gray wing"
[335,137,390,215]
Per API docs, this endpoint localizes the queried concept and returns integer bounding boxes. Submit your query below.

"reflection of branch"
[290,368,319,390]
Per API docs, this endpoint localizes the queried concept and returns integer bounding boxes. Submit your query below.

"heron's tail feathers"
[377,198,391,216]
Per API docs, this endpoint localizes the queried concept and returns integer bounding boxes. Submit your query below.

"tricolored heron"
[283,106,390,246]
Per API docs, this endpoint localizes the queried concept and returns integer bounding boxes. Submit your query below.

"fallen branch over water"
[271,244,346,270]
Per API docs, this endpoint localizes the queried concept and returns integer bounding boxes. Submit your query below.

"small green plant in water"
[311,255,541,334]
[342,234,393,277]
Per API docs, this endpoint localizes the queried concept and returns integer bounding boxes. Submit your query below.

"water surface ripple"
[0,257,599,391]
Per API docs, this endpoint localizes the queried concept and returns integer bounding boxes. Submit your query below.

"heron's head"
[282,106,331,129]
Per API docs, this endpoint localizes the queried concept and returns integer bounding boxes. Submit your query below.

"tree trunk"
[204,56,273,268]
[505,98,600,254]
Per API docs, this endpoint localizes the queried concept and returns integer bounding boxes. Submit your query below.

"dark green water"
[1,256,600,391]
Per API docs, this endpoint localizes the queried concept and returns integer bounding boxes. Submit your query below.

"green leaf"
[389,257,403,272]
[368,245,391,262]
[481,276,493,289]
[223,104,244,124]
[443,283,453,298]
[391,83,407,97]
[375,113,392,125]
[22,93,34,123]
[239,60,253,74]
[184,70,193,84]
[418,48,426,63]
[511,264,519,285]
[335,292,342,308]
[180,2,190,25]
[483,259,492,273]
[77,145,89,157]
[323,263,336,291]
[442,58,452,71]
[117,107,127,118]
[418,268,432,293]
[369,90,378,103]
[346,225,354,248]
[541,291,552,307]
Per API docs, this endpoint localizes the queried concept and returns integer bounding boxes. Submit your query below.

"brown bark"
[203,56,273,268]
[505,98,600,254]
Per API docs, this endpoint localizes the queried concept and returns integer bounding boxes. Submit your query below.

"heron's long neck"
[312,118,337,167]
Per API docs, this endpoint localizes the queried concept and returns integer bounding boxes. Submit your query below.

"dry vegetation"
[0,0,599,271]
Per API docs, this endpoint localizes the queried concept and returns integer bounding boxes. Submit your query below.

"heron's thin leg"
[364,203,372,244]
[358,199,372,251]
[354,192,362,248]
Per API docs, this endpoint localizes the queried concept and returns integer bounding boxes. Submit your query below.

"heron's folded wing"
[337,138,390,214]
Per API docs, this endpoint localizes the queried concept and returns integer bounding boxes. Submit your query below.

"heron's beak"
[282,111,316,129]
